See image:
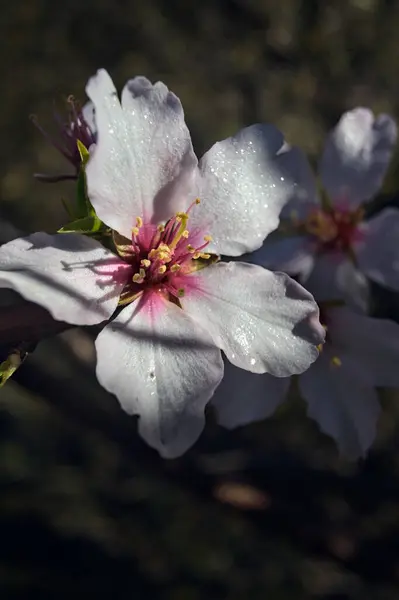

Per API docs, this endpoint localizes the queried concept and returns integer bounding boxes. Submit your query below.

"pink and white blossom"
[0,69,325,457]
[254,108,399,311]
[214,305,399,459]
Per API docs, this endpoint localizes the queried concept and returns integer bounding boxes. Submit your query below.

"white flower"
[254,108,399,312]
[214,305,399,459]
[0,69,325,458]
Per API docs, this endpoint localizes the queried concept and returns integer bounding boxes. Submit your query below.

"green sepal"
[76,166,90,218]
[58,215,103,235]
[75,141,99,220]
[77,139,90,166]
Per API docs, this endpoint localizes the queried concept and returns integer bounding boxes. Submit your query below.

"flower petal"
[248,233,315,278]
[212,360,290,428]
[304,253,370,312]
[355,208,399,292]
[299,349,380,459]
[327,306,399,388]
[95,294,224,458]
[320,108,397,207]
[85,70,196,237]
[182,262,325,376]
[82,101,96,137]
[0,233,126,325]
[194,125,305,256]
[279,145,320,220]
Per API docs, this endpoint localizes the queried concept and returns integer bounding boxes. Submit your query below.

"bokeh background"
[1,1,399,598]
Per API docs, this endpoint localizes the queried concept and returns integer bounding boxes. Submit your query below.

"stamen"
[330,356,342,367]
[171,264,181,272]
[132,268,146,284]
[141,259,151,268]
[158,265,167,274]
[132,227,140,236]
[169,213,189,250]
[204,235,212,242]
[136,216,143,228]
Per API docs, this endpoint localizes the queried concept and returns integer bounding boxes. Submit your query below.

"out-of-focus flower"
[0,69,325,458]
[254,108,399,311]
[214,304,399,459]
[32,96,96,181]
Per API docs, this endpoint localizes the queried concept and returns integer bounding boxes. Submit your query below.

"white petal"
[195,125,305,256]
[299,350,380,459]
[95,294,224,458]
[279,145,320,220]
[328,306,399,388]
[82,101,96,137]
[85,70,196,237]
[0,233,125,325]
[212,360,290,428]
[355,208,399,292]
[182,262,325,376]
[304,253,370,311]
[249,233,315,278]
[334,258,370,313]
[320,108,397,207]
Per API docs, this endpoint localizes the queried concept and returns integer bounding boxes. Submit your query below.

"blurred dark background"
[1,0,399,598]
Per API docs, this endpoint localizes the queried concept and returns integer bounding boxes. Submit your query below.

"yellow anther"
[177,288,185,297]
[199,252,211,259]
[195,198,201,204]
[193,252,200,259]
[132,227,140,236]
[149,243,172,262]
[136,216,143,228]
[187,244,195,253]
[204,235,212,242]
[132,268,146,284]
[158,265,167,274]
[157,224,165,232]
[330,356,342,367]
[141,259,151,268]
[171,264,181,272]
[317,343,323,353]
[182,230,190,238]
[176,212,188,222]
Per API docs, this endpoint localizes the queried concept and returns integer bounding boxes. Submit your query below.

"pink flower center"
[115,199,215,306]
[304,204,364,254]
